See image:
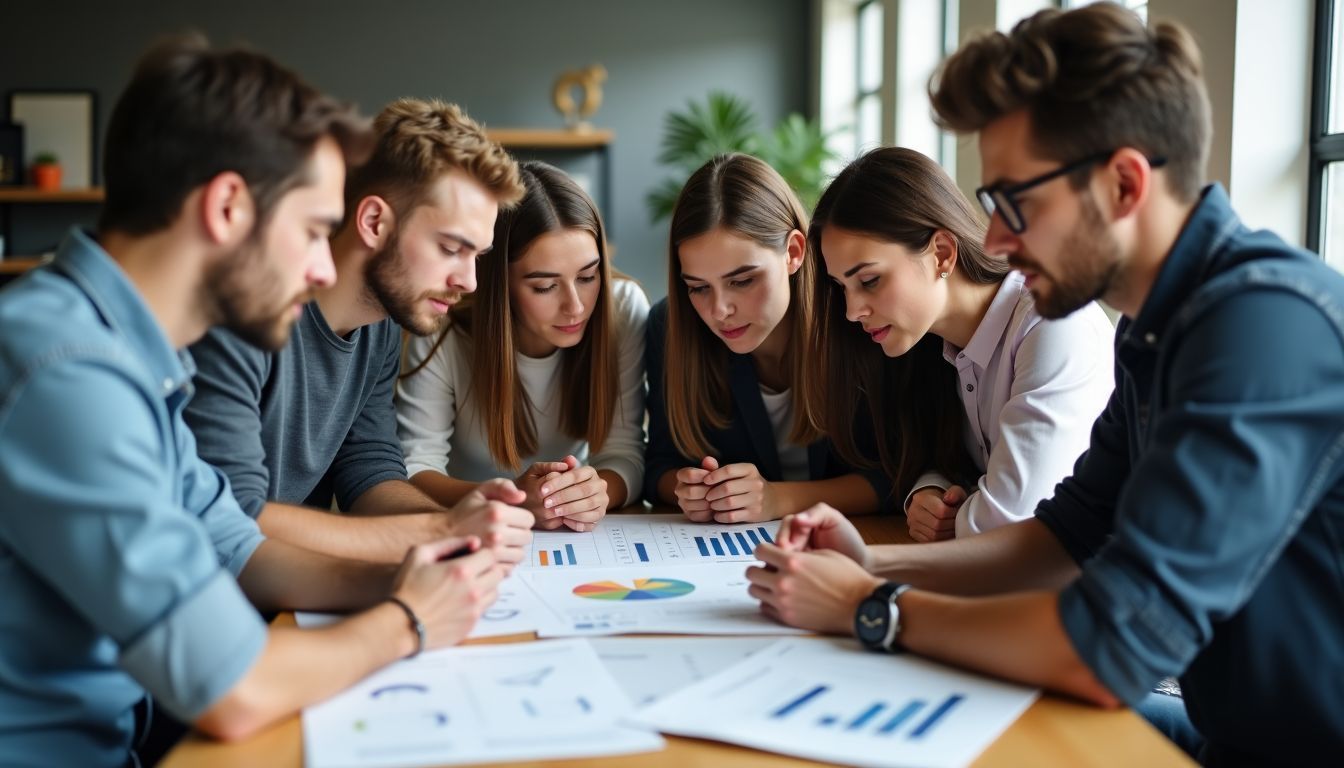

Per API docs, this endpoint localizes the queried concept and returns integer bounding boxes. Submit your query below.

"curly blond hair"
[930,3,1210,201]
[345,98,523,216]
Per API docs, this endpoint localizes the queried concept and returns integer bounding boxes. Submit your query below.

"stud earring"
[939,271,949,280]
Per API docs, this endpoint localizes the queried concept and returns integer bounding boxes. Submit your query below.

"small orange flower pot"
[31,163,62,191]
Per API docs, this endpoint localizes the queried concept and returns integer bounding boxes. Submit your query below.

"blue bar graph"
[634,542,649,562]
[846,702,886,730]
[818,715,839,726]
[735,532,751,554]
[878,700,925,734]
[721,532,739,556]
[711,538,724,556]
[565,543,577,565]
[746,529,761,547]
[909,694,963,738]
[552,549,564,565]
[694,536,710,556]
[771,685,829,718]
[758,526,774,543]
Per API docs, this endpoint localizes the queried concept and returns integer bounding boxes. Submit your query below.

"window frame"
[1308,0,1344,255]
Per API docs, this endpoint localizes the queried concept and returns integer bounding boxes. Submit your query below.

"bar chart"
[632,638,1040,768]
[524,515,782,569]
[769,684,966,739]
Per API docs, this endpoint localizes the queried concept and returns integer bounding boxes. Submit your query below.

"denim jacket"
[1037,186,1344,765]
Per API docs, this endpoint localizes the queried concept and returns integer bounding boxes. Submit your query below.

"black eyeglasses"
[975,151,1168,234]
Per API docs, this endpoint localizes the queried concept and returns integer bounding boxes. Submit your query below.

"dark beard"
[1029,194,1121,320]
[206,235,305,351]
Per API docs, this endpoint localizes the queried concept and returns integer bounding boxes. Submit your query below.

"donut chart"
[572,577,695,601]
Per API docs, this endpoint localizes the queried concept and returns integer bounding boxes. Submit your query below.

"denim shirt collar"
[53,228,195,397]
[1123,184,1241,350]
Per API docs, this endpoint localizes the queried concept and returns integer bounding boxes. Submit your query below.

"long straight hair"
[801,147,1009,495]
[403,161,619,470]
[664,153,821,459]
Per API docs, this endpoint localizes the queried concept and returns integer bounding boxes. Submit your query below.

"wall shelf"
[0,187,104,203]
[487,128,613,150]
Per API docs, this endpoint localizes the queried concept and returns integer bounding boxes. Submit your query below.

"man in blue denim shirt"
[747,5,1343,765]
[0,38,503,767]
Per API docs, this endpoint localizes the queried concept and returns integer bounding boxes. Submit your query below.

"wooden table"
[162,513,1194,768]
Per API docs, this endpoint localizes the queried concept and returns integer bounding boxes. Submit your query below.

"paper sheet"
[296,574,565,639]
[589,636,811,706]
[520,514,782,570]
[302,639,663,767]
[520,561,806,637]
[630,637,1039,768]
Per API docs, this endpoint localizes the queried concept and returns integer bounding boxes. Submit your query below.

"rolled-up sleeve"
[588,280,649,498]
[1054,290,1344,704]
[0,358,266,720]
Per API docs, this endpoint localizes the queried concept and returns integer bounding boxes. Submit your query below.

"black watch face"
[855,599,889,645]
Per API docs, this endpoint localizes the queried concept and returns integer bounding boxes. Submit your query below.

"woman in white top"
[804,147,1114,541]
[397,161,648,531]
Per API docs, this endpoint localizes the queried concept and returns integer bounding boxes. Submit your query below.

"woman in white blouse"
[397,161,648,531]
[803,147,1114,541]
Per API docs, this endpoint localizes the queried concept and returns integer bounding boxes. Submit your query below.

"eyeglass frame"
[975,150,1168,235]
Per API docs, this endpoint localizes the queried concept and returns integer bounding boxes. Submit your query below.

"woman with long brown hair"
[397,161,648,531]
[801,146,1113,541]
[644,153,890,522]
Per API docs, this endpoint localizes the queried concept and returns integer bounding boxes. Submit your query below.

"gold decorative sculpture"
[552,65,607,131]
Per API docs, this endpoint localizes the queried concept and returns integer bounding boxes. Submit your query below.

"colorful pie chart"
[572,577,696,601]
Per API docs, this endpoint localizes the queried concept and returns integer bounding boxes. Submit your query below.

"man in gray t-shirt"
[185,99,534,565]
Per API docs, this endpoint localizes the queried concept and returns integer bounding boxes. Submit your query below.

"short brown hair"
[100,34,371,235]
[663,154,820,459]
[345,99,524,220]
[930,3,1210,201]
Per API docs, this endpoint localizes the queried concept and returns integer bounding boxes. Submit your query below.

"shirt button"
[966,384,975,392]
[162,378,174,392]
[1144,332,1157,344]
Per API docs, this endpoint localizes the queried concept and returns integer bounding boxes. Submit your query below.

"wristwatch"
[854,581,912,653]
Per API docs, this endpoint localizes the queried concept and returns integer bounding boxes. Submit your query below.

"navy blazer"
[643,298,892,509]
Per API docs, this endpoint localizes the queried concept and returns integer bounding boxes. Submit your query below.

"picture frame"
[0,122,21,187]
[7,89,97,189]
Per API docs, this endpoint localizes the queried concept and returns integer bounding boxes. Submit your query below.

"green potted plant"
[31,151,61,191]
[646,91,839,222]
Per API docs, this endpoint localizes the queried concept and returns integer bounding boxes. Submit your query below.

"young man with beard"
[746,4,1344,764]
[184,99,537,565]
[0,39,506,766]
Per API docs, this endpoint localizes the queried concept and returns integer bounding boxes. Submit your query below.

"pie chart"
[572,577,695,601]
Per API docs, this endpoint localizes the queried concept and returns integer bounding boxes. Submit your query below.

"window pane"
[857,94,882,152]
[1331,0,1344,133]
[859,1,883,94]
[1325,162,1344,271]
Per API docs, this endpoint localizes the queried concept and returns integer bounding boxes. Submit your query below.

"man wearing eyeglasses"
[746,4,1344,765]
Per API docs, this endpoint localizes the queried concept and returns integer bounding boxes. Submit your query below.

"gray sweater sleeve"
[183,329,273,519]
[328,325,409,510]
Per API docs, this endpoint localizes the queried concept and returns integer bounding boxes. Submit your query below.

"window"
[1061,0,1146,23]
[856,0,884,151]
[1310,0,1344,269]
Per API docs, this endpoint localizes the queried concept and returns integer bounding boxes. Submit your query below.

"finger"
[700,456,720,471]
[525,461,570,478]
[562,517,595,532]
[676,483,710,502]
[443,547,496,577]
[683,506,715,523]
[421,535,478,563]
[759,601,785,625]
[676,467,711,484]
[535,516,567,530]
[563,507,606,524]
[746,583,778,606]
[927,503,960,522]
[540,467,591,498]
[753,542,791,569]
[477,477,527,504]
[712,508,754,524]
[708,491,752,512]
[744,564,777,588]
[563,455,581,470]
[778,513,813,550]
[549,492,604,519]
[704,478,757,502]
[943,485,969,506]
[703,463,755,486]
[545,478,600,510]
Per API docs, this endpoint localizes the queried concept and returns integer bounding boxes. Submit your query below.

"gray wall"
[0,0,810,296]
